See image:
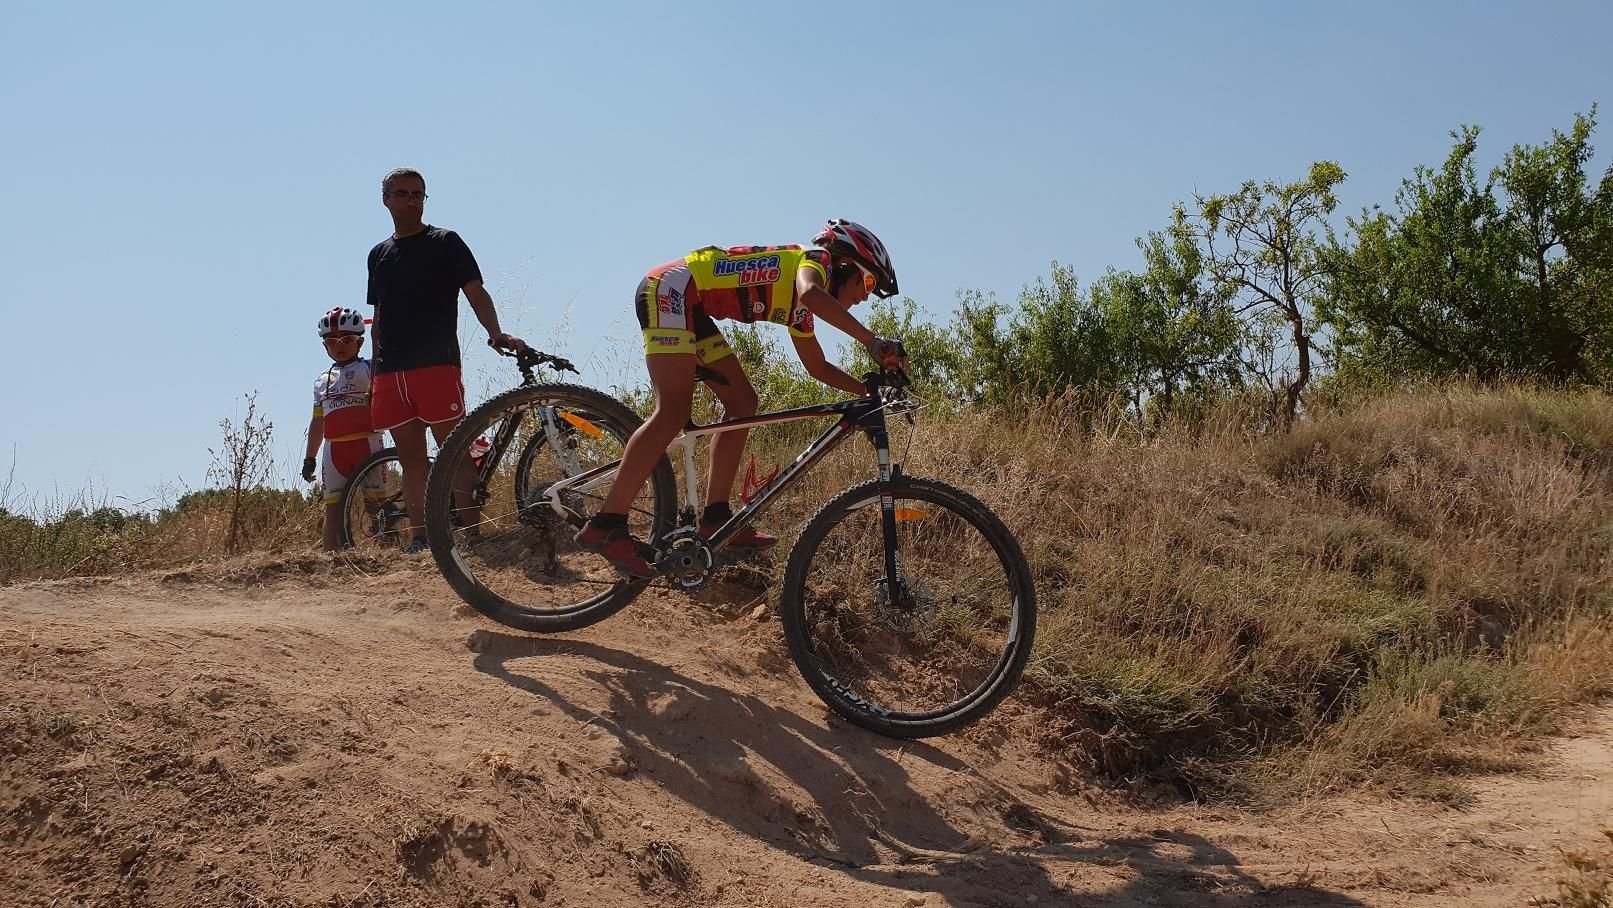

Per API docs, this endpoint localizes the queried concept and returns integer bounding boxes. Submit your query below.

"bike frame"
[465,351,592,508]
[542,386,907,580]
[465,391,587,508]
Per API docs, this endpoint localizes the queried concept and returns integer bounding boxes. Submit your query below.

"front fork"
[872,429,905,601]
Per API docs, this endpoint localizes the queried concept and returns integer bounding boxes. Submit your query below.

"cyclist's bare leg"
[699,354,757,509]
[322,501,343,551]
[598,353,697,517]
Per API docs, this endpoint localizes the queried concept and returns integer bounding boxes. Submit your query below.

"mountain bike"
[335,350,610,552]
[423,348,1036,738]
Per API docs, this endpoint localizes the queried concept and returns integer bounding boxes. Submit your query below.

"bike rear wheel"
[337,447,411,552]
[780,475,1036,738]
[425,383,676,633]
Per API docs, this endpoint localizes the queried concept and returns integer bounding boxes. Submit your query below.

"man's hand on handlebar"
[488,332,528,353]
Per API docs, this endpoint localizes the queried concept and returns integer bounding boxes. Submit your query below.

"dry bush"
[0,396,322,583]
[741,382,1613,799]
[150,488,321,564]
[1541,829,1613,908]
[207,390,278,554]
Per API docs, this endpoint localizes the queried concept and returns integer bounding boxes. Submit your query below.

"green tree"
[849,297,966,401]
[933,268,1116,409]
[1186,161,1347,426]
[1494,108,1609,381]
[1324,110,1612,384]
[1325,126,1517,378]
[1097,227,1241,428]
[943,289,1019,405]
[721,323,833,411]
[1010,263,1117,400]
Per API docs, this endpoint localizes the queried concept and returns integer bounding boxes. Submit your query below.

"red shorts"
[370,364,465,431]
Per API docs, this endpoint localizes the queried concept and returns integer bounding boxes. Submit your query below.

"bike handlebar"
[491,344,579,381]
[489,337,905,400]
[860,368,911,393]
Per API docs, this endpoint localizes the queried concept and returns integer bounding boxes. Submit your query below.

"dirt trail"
[2,555,1609,907]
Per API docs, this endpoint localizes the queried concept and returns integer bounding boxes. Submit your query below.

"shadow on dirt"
[472,631,1365,907]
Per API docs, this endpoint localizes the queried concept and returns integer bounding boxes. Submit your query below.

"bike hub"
[874,575,937,632]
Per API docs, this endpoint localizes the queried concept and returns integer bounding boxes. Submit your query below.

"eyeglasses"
[852,261,878,293]
[323,333,361,344]
[387,189,428,201]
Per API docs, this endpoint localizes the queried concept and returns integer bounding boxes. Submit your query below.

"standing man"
[367,167,525,553]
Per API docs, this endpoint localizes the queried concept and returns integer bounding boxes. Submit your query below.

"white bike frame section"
[537,406,583,476]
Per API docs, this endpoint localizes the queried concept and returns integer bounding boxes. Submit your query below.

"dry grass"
[0,488,321,583]
[740,382,1613,799]
[632,840,694,889]
[0,387,319,583]
[1539,829,1613,907]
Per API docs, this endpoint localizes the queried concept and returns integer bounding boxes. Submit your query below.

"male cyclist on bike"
[578,219,907,578]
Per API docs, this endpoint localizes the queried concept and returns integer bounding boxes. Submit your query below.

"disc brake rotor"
[874,574,937,633]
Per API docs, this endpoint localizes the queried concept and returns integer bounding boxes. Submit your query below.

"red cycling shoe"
[575,522,657,579]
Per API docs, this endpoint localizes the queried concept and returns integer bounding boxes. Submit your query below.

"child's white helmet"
[318,307,366,337]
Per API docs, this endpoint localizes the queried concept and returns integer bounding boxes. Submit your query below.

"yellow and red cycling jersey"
[637,245,831,359]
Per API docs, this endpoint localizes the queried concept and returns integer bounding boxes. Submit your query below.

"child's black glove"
[301,456,317,483]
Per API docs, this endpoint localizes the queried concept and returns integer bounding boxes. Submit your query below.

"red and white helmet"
[811,218,898,298]
[317,307,366,337]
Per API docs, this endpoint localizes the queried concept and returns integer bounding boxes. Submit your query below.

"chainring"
[654,527,714,591]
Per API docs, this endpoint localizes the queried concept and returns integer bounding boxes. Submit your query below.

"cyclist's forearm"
[811,363,865,397]
[305,413,323,459]
[465,285,505,339]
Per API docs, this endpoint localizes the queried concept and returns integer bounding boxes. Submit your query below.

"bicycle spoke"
[341,451,409,553]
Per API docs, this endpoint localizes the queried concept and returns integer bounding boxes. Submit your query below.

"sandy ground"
[3,553,1609,907]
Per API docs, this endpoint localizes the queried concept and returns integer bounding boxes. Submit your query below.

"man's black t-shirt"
[366,226,483,373]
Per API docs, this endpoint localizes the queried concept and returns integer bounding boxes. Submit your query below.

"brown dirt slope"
[3,554,1610,908]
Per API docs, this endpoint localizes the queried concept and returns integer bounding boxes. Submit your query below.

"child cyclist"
[578,219,907,578]
[301,307,387,551]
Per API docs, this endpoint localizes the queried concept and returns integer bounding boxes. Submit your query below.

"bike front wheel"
[337,446,411,553]
[780,475,1036,738]
[425,383,676,633]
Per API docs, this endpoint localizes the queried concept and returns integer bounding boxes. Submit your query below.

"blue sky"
[2,1,1609,511]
